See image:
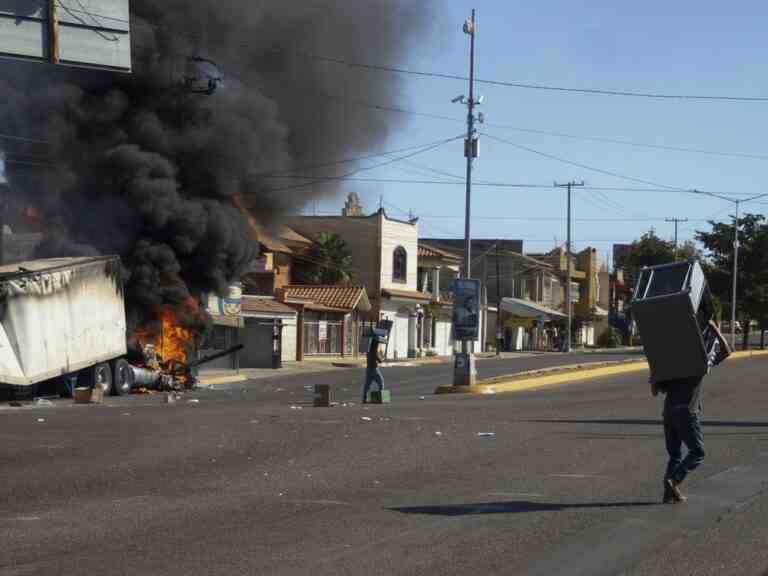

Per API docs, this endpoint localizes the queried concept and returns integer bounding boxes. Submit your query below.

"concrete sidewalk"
[197,361,346,386]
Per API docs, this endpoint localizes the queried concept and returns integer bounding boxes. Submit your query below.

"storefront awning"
[500,298,567,322]
[211,314,245,328]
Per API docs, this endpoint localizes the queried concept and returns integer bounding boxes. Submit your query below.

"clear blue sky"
[311,1,768,265]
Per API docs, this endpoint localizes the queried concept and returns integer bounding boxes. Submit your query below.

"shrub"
[597,327,623,349]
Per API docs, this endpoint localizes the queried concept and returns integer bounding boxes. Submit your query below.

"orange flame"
[132,298,200,381]
[157,307,195,369]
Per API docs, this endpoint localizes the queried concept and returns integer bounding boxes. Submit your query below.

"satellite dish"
[183,56,224,95]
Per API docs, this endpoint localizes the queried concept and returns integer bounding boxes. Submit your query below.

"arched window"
[393,246,407,283]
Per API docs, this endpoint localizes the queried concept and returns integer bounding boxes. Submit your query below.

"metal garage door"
[241,318,275,369]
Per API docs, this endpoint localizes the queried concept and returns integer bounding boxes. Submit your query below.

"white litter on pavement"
[477,432,496,438]
[360,416,373,422]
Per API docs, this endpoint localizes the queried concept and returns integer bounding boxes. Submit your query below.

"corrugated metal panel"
[56,0,129,31]
[59,23,130,69]
[0,1,48,19]
[0,16,47,59]
[0,0,131,71]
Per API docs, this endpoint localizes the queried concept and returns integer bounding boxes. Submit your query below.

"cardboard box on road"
[74,387,104,405]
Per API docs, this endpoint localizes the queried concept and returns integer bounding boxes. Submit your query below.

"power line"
[418,215,713,222]
[248,135,465,178]
[280,48,768,102]
[259,136,463,194]
[485,123,768,162]
[483,132,685,191]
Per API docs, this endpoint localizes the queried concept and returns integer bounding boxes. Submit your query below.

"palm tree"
[294,232,355,285]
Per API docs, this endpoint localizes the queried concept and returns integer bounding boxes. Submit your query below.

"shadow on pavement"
[523,418,768,428]
[389,500,658,516]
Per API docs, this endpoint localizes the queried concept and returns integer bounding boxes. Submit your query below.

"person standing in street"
[362,335,385,404]
[653,321,729,504]
[653,375,706,504]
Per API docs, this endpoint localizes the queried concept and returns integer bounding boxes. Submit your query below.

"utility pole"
[731,201,740,350]
[496,241,502,356]
[665,217,688,260]
[48,0,60,64]
[461,10,477,283]
[450,9,482,386]
[555,181,584,353]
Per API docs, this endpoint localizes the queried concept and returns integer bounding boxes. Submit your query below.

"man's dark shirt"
[367,341,380,371]
[661,376,704,413]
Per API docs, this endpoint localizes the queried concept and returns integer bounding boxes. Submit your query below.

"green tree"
[293,232,355,285]
[618,229,675,272]
[696,213,768,349]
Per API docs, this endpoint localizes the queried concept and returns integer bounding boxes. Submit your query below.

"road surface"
[2,354,767,575]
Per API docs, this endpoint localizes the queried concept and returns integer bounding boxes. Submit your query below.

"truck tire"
[112,359,134,396]
[82,363,112,394]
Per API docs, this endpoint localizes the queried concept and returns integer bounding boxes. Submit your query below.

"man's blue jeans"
[664,406,705,484]
[363,368,384,402]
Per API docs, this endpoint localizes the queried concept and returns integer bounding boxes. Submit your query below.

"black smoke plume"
[0,0,435,332]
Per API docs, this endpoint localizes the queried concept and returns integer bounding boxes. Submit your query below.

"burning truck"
[0,255,240,399]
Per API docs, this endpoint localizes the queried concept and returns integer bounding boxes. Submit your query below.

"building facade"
[289,205,461,359]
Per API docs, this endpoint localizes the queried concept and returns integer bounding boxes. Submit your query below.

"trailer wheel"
[88,363,112,394]
[112,359,134,396]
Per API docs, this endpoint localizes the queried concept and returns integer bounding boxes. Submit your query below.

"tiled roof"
[283,285,372,312]
[381,288,433,302]
[241,296,297,316]
[418,242,462,262]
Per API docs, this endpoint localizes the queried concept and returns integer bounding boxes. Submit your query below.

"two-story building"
[288,199,463,359]
[530,246,609,346]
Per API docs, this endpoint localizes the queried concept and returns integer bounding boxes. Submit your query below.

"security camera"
[451,95,465,103]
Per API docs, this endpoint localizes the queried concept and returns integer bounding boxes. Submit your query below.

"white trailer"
[0,256,134,396]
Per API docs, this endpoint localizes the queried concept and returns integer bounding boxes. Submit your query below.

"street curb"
[197,374,248,386]
[434,350,768,396]
[434,360,649,396]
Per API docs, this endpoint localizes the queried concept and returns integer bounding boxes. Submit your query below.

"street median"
[435,349,768,396]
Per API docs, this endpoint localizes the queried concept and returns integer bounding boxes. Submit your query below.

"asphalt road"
[2,354,768,576]
[238,350,644,403]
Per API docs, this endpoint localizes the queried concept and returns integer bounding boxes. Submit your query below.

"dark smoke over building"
[0,0,435,331]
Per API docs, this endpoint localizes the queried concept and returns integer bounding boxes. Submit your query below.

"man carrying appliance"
[631,260,730,504]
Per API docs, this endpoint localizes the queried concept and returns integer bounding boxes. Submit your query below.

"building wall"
[280,316,298,362]
[274,252,293,291]
[379,301,410,360]
[433,318,454,356]
[379,216,418,292]
[288,216,381,296]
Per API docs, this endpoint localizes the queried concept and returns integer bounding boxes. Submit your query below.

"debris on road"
[360,416,373,422]
[477,432,496,438]
[36,418,45,423]
[419,396,426,400]
[33,398,54,407]
[434,431,443,437]
[290,405,303,410]
[187,399,200,404]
